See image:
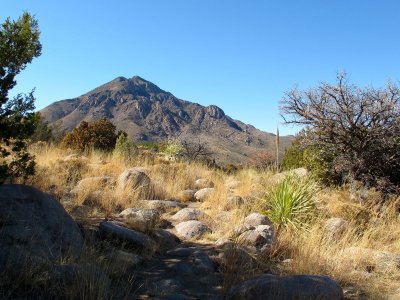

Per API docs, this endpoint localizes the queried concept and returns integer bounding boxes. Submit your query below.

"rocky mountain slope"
[40,76,293,163]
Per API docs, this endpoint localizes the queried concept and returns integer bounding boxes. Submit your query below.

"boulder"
[244,213,273,227]
[226,274,344,300]
[117,168,151,192]
[0,185,84,272]
[325,217,348,236]
[194,188,215,201]
[194,178,214,189]
[170,208,206,222]
[239,225,275,252]
[175,220,212,240]
[141,199,186,212]
[177,189,196,202]
[119,208,160,232]
[152,229,180,251]
[99,221,155,250]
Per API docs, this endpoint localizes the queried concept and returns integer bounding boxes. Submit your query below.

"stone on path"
[226,274,344,300]
[175,220,212,240]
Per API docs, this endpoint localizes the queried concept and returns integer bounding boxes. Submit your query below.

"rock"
[166,247,197,257]
[99,221,155,250]
[244,213,273,227]
[177,189,196,202]
[170,208,206,222]
[192,250,216,273]
[194,188,215,201]
[226,274,344,300]
[232,224,254,237]
[71,204,92,218]
[107,250,142,269]
[152,229,180,250]
[225,195,244,210]
[119,208,160,232]
[239,225,275,252]
[273,168,309,182]
[225,179,241,189]
[73,176,115,192]
[342,247,400,272]
[175,220,212,240]
[194,178,214,189]
[215,237,234,247]
[117,168,151,192]
[141,199,186,212]
[218,245,256,270]
[325,217,348,236]
[63,153,80,161]
[0,185,84,272]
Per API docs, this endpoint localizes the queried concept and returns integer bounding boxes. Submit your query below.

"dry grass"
[23,144,400,298]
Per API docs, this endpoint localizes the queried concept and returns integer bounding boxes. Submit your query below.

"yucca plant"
[265,174,318,230]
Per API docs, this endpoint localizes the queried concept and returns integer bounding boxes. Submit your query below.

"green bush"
[264,174,318,229]
[113,131,137,161]
[162,139,182,160]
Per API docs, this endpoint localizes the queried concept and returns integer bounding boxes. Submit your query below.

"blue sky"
[2,1,399,135]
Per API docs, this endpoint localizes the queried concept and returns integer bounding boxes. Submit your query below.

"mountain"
[40,76,294,164]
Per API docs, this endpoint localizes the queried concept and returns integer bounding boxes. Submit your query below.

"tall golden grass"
[24,144,400,298]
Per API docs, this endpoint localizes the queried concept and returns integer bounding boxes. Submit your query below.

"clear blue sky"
[2,1,399,135]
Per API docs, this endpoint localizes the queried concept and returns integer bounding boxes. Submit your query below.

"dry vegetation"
[21,143,400,299]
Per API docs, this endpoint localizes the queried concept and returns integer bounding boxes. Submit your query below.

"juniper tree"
[0,13,42,183]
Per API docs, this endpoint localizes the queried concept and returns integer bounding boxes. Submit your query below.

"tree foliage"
[280,73,400,192]
[61,118,117,152]
[0,13,42,183]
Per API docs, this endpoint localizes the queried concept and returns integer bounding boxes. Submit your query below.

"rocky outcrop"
[194,188,215,201]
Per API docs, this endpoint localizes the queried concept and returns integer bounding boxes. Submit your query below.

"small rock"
[215,237,234,247]
[226,274,343,300]
[142,200,186,212]
[232,224,254,237]
[192,250,216,273]
[119,208,160,232]
[152,229,180,250]
[325,217,348,236]
[218,246,256,270]
[166,247,197,257]
[177,189,196,202]
[244,213,273,227]
[175,220,212,240]
[194,178,214,189]
[239,225,275,252]
[99,221,155,250]
[117,168,151,192]
[194,188,215,201]
[225,179,241,189]
[71,205,92,218]
[170,208,206,222]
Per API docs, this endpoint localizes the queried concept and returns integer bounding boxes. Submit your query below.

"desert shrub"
[113,131,137,161]
[280,73,400,193]
[162,139,182,160]
[61,119,117,152]
[247,151,275,171]
[264,175,318,229]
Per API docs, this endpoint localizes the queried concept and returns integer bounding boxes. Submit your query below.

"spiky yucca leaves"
[265,175,318,229]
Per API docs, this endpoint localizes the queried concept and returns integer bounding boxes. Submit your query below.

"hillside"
[40,76,293,163]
